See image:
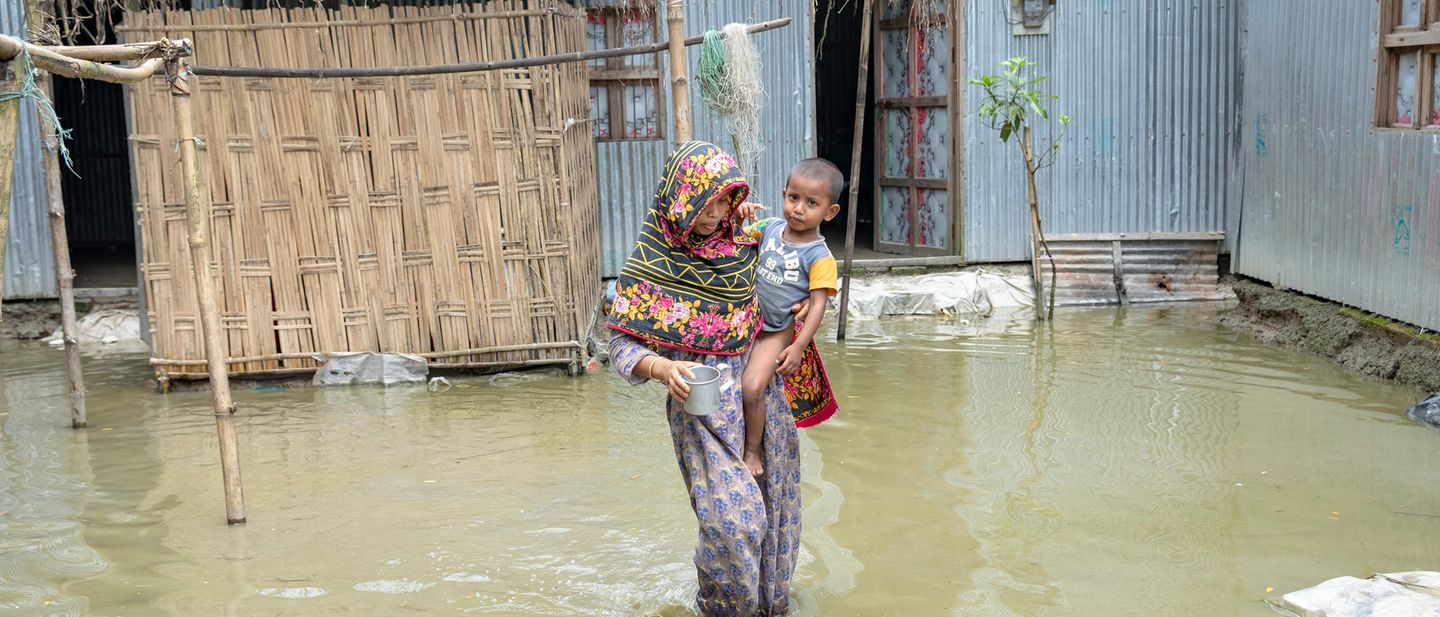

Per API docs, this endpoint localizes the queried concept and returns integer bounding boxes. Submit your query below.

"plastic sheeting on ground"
[1409,394,1440,430]
[838,270,1035,320]
[44,309,144,347]
[1269,572,1440,617]
[311,352,429,386]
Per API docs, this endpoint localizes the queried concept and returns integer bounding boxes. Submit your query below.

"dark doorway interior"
[52,10,137,290]
[813,0,883,260]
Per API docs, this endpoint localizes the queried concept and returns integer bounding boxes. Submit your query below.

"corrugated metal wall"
[963,0,1241,262]
[0,0,56,300]
[597,0,815,276]
[1236,1,1440,332]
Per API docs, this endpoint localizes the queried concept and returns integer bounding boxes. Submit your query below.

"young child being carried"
[736,158,843,477]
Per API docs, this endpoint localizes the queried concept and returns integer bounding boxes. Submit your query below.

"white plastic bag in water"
[311,352,428,386]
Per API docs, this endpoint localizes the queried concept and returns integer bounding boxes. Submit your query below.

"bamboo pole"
[148,340,583,366]
[186,18,791,79]
[167,58,246,524]
[666,0,692,143]
[116,9,552,32]
[29,0,85,428]
[836,0,875,341]
[0,34,168,85]
[45,38,193,62]
[0,55,21,322]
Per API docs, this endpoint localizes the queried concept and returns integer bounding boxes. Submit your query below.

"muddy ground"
[0,299,66,340]
[0,297,141,342]
[1220,279,1440,392]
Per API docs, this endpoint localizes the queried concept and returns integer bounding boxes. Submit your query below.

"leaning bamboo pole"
[28,0,85,428]
[666,0,692,143]
[166,57,245,524]
[0,34,174,84]
[44,39,190,62]
[837,0,875,341]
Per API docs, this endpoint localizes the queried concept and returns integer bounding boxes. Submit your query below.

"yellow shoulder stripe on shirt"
[809,256,838,295]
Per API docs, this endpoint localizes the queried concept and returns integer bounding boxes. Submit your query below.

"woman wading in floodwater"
[608,142,802,615]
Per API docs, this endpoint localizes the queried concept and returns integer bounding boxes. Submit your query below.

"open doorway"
[813,1,884,261]
[52,9,137,292]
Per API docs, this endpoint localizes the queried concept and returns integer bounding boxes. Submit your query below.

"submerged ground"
[1,303,1437,616]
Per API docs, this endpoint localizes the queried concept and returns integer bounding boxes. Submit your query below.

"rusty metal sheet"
[1040,232,1226,306]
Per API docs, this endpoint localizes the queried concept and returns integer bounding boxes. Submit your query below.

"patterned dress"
[610,330,801,616]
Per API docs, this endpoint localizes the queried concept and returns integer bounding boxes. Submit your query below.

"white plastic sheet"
[1270,572,1440,617]
[43,309,144,347]
[311,353,429,386]
[838,270,1034,319]
[1409,394,1440,430]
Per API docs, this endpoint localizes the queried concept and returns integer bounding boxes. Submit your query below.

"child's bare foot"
[743,450,765,477]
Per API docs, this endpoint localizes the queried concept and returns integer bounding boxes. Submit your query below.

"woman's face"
[690,192,733,237]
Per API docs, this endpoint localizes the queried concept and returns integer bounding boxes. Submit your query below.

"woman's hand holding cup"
[649,357,704,403]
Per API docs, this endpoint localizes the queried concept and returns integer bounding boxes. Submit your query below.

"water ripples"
[3,304,1438,615]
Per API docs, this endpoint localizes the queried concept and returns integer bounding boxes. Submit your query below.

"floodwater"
[1,304,1437,616]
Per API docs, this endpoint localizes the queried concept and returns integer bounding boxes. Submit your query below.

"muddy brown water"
[2,304,1437,616]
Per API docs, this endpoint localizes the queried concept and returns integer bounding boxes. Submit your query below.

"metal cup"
[682,364,733,416]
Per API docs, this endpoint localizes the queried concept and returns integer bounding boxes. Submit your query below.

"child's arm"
[741,216,781,241]
[777,257,839,376]
[777,289,829,376]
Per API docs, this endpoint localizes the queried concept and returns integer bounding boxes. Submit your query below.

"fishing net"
[0,47,75,174]
[695,23,766,174]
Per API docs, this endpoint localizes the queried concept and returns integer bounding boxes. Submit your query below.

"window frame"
[586,6,665,142]
[1376,0,1440,130]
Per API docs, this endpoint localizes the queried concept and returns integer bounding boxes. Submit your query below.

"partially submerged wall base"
[1221,279,1440,392]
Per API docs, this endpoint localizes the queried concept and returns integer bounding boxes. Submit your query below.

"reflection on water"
[2,304,1438,616]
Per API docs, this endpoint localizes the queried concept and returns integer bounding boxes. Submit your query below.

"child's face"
[691,193,734,237]
[782,174,841,234]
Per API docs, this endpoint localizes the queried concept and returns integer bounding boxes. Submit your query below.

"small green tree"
[970,57,1071,319]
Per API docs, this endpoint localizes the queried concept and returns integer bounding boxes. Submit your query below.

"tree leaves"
[971,56,1069,151]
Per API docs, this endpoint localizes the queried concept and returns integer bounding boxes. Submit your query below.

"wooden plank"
[878,177,948,189]
[1112,240,1128,306]
[1421,50,1437,129]
[1048,232,1225,242]
[846,254,965,268]
[116,8,554,32]
[603,10,626,141]
[870,1,885,254]
[879,14,947,31]
[876,96,947,108]
[1384,29,1440,48]
[1377,0,1402,126]
[590,68,662,81]
[950,0,965,259]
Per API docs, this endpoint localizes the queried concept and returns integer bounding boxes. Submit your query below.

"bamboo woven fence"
[123,1,600,377]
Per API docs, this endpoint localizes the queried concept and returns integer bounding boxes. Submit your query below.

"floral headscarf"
[606,141,761,355]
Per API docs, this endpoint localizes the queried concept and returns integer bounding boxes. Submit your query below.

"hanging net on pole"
[696,23,766,174]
